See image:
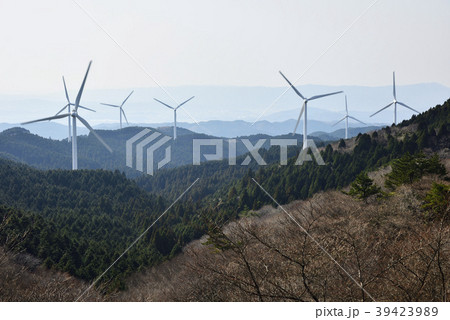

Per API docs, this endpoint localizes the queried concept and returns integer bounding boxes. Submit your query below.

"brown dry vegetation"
[0,247,103,301]
[111,174,449,302]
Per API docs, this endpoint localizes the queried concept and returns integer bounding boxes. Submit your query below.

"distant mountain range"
[0,119,381,141]
[99,119,382,139]
[2,82,446,141]
[1,82,449,126]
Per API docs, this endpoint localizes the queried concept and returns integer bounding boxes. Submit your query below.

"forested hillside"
[217,99,449,210]
[0,99,448,298]
[0,125,315,174]
[0,162,205,289]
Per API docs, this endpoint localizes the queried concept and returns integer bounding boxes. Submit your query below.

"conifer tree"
[349,172,381,201]
[422,182,449,220]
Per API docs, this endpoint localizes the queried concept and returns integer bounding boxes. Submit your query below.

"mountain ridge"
[0,119,381,140]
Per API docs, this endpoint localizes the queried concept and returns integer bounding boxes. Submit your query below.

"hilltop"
[0,126,294,173]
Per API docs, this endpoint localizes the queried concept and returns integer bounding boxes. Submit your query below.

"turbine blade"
[176,96,195,109]
[348,116,366,125]
[78,105,96,112]
[279,71,305,99]
[370,102,394,117]
[309,91,343,101]
[21,113,70,125]
[62,76,70,104]
[121,90,134,107]
[154,98,174,109]
[100,103,120,108]
[76,114,112,153]
[75,61,92,109]
[121,108,129,125]
[397,101,419,114]
[55,104,69,116]
[292,101,305,135]
[393,72,396,99]
[332,116,347,127]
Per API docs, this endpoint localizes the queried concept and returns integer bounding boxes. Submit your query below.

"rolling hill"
[0,125,324,174]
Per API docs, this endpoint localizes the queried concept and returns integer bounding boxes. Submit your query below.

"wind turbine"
[332,95,366,139]
[279,71,343,150]
[21,61,112,170]
[101,91,134,129]
[153,96,195,140]
[370,72,419,125]
[55,77,96,142]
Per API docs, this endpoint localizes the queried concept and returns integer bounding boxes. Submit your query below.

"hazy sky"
[1,0,449,95]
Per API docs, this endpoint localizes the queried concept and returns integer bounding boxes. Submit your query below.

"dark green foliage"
[385,153,446,190]
[355,133,371,152]
[422,183,449,220]
[204,224,235,252]
[134,136,305,201]
[0,158,206,290]
[438,123,448,137]
[226,131,387,209]
[338,139,346,148]
[400,100,449,131]
[209,100,449,214]
[348,172,381,200]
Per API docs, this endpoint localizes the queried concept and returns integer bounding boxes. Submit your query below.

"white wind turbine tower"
[55,76,96,141]
[153,96,195,140]
[21,61,112,170]
[370,72,419,125]
[279,71,343,150]
[332,95,366,139]
[101,91,134,129]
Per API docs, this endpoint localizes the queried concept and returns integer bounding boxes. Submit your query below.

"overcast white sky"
[0,0,449,95]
